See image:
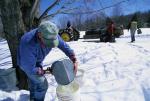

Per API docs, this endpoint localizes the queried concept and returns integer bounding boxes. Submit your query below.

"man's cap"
[38,21,59,39]
[38,21,59,47]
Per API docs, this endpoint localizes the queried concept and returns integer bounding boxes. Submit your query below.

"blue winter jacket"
[17,28,75,74]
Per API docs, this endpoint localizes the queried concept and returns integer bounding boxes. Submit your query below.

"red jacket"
[107,23,114,35]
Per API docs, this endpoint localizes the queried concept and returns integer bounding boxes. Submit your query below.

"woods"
[67,10,150,31]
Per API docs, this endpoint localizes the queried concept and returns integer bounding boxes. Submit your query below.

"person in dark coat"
[105,18,115,42]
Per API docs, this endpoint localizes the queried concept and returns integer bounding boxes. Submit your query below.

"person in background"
[17,21,78,101]
[67,21,72,29]
[66,21,74,32]
[65,21,80,41]
[66,21,79,34]
[106,17,115,42]
[128,14,139,42]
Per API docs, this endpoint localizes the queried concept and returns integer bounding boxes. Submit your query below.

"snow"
[0,28,150,101]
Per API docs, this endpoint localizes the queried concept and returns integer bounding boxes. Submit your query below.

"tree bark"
[0,0,28,90]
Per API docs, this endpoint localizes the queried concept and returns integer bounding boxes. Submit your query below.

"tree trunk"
[0,0,28,90]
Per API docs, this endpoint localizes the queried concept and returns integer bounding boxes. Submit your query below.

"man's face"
[37,32,59,47]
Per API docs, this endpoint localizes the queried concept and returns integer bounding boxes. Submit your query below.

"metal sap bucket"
[51,59,75,85]
[0,68,18,91]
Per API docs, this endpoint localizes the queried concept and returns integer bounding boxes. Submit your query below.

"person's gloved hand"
[70,55,78,75]
[37,67,45,75]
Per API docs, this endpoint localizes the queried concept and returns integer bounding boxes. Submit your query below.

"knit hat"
[38,21,59,47]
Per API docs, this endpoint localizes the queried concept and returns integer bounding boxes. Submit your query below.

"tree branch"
[40,0,78,20]
[39,0,60,21]
[63,0,130,15]
[42,7,78,20]
[29,0,40,27]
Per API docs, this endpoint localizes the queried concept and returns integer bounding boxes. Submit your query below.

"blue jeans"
[130,29,136,42]
[26,73,48,101]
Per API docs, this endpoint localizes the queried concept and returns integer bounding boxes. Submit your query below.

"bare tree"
[0,0,42,90]
[0,10,4,38]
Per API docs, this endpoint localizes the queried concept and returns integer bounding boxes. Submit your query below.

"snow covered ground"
[0,28,150,101]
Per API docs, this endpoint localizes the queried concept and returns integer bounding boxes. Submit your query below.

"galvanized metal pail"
[51,59,75,85]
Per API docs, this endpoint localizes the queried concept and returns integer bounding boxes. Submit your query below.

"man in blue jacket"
[17,21,78,101]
